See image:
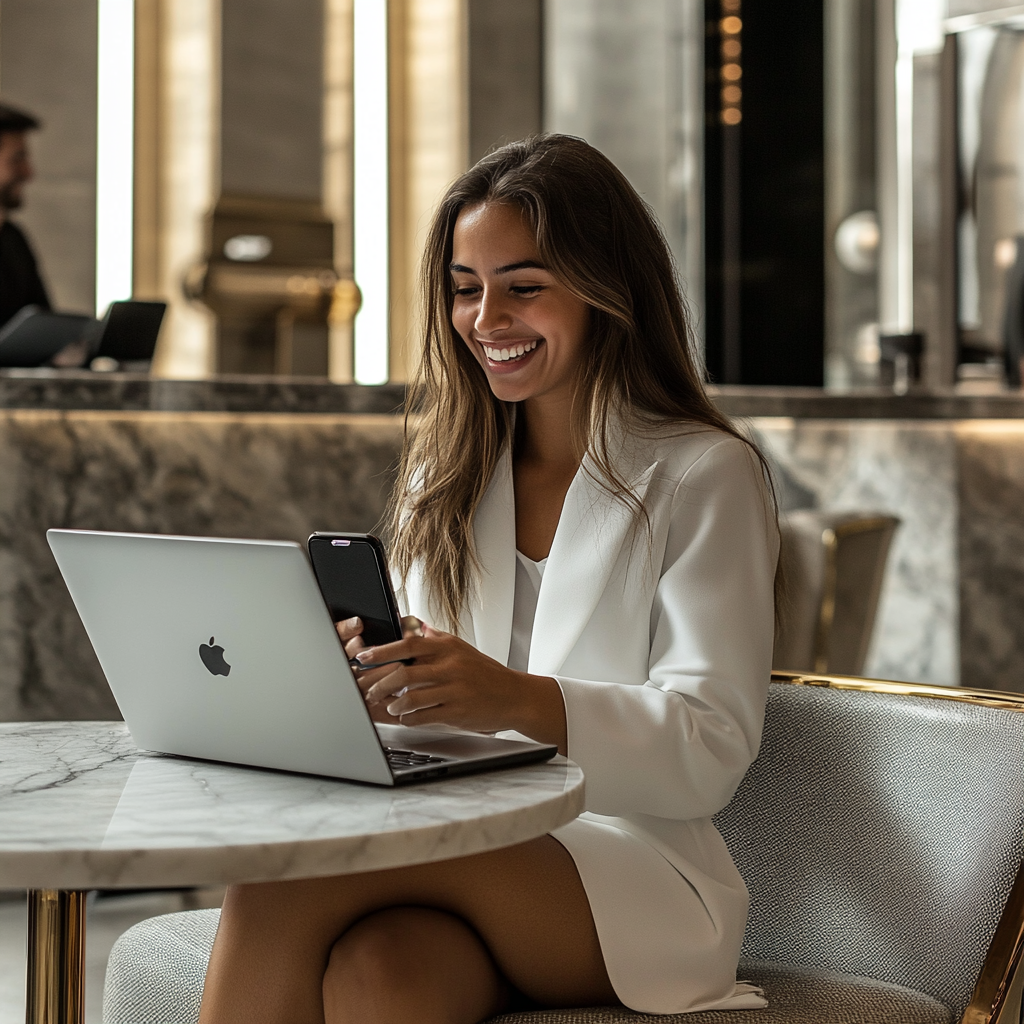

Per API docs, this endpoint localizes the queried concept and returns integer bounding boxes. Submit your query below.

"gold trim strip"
[772,670,1024,713]
[771,672,1024,1023]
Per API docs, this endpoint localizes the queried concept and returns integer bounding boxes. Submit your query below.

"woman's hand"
[335,614,424,660]
[335,616,432,727]
[335,615,369,661]
[351,624,568,753]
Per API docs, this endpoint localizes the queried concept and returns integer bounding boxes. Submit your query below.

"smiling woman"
[198,135,780,1024]
[450,203,589,397]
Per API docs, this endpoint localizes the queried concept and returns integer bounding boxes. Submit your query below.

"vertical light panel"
[95,0,136,316]
[892,0,945,332]
[893,46,914,332]
[353,0,390,384]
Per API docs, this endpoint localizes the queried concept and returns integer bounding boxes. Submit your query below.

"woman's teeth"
[483,339,539,363]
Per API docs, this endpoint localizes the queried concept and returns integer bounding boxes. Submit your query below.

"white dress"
[508,546,766,1013]
[398,427,778,1014]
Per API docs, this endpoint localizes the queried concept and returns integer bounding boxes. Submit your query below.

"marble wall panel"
[751,419,959,686]
[544,0,704,297]
[0,411,404,721]
[956,423,1024,692]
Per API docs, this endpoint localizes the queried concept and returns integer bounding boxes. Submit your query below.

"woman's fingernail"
[346,616,362,628]
[355,648,374,663]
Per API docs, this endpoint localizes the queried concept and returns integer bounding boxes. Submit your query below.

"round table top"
[0,722,585,890]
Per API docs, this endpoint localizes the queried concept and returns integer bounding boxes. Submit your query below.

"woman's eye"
[453,285,479,297]
[511,285,543,296]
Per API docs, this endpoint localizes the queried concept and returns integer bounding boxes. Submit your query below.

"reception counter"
[3,373,1023,719]
[0,372,407,721]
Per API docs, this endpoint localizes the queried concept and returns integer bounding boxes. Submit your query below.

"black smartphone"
[307,532,404,649]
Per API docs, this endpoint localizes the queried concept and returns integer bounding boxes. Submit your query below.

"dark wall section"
[704,0,825,386]
[220,0,324,202]
[0,0,97,313]
[468,0,543,164]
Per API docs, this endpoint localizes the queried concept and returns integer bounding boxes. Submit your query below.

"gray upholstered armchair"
[104,673,1024,1024]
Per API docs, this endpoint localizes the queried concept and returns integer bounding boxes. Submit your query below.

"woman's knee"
[323,906,508,1023]
[325,907,469,992]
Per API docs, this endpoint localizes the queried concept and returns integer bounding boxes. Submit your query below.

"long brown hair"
[388,134,776,629]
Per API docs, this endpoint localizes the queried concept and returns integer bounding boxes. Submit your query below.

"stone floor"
[0,888,222,1023]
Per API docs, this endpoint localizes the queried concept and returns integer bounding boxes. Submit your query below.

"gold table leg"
[26,890,87,1024]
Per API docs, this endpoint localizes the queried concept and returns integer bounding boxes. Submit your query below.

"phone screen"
[308,536,402,648]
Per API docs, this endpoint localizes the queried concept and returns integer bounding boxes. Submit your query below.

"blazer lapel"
[528,455,658,675]
[470,448,517,665]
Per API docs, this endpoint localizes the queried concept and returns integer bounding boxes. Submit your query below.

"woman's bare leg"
[198,835,616,1024]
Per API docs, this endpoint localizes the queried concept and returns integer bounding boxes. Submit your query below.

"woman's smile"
[478,336,542,370]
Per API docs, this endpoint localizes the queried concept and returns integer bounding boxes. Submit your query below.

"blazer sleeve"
[554,438,779,821]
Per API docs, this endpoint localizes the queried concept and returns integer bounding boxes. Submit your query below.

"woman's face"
[450,202,590,406]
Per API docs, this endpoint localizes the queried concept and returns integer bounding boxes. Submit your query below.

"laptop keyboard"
[384,747,451,771]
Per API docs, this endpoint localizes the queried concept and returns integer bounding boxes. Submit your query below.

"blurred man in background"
[0,102,50,329]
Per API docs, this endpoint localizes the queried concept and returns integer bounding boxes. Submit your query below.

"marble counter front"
[0,408,404,720]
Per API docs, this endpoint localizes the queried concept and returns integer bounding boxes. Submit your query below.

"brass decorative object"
[185,194,360,376]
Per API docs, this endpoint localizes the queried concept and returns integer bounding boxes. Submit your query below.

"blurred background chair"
[103,674,1024,1024]
[773,510,900,676]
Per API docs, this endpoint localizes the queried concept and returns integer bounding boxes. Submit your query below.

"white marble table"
[0,721,585,1024]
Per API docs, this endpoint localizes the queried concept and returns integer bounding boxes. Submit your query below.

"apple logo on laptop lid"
[199,637,231,676]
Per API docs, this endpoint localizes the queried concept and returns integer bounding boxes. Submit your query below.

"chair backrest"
[715,674,1024,1020]
[828,516,899,672]
[774,512,899,676]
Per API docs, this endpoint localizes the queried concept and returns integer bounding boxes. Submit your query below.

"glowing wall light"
[95,0,135,315]
[720,0,742,125]
[353,0,390,384]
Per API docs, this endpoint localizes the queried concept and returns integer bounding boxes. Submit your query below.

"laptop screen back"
[95,301,167,361]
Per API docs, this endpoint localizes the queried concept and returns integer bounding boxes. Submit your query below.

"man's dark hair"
[0,102,40,136]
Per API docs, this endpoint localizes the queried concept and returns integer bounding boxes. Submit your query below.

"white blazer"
[400,424,779,1014]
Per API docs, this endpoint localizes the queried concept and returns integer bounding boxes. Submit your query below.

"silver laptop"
[47,530,557,785]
